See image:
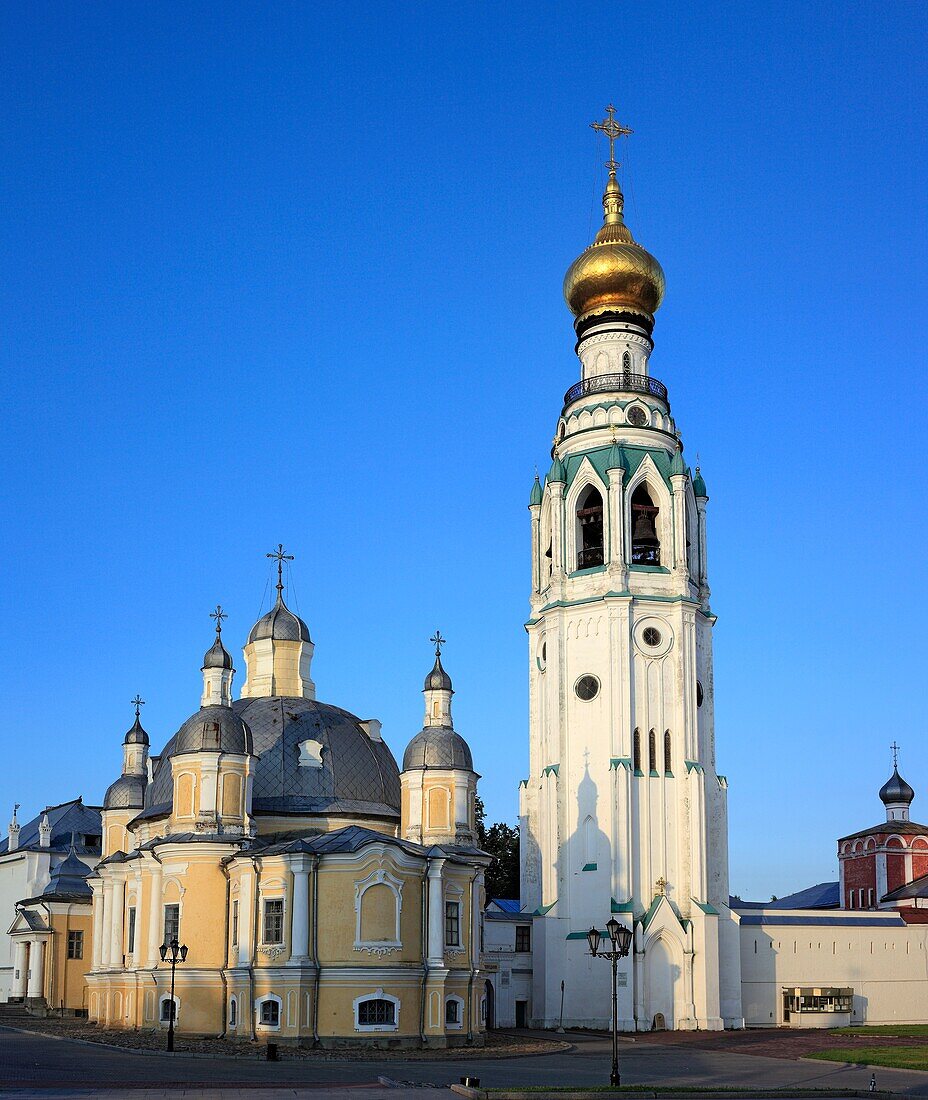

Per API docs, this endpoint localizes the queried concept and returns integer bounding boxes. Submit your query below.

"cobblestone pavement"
[4,1025,928,1096]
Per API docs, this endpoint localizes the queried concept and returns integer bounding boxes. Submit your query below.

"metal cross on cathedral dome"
[209,604,227,637]
[590,104,633,179]
[130,694,145,719]
[267,544,294,599]
[430,630,446,657]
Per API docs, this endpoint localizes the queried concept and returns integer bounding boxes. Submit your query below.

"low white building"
[482,900,534,1028]
[0,799,101,1002]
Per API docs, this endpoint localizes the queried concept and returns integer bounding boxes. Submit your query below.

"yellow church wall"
[45,908,93,1012]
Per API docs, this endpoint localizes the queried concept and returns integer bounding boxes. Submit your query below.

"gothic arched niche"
[631,484,661,566]
[576,485,605,569]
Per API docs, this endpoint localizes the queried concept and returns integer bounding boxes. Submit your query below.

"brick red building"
[838,764,928,920]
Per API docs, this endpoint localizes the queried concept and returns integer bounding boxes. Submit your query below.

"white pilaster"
[12,940,28,997]
[147,861,163,966]
[26,939,45,998]
[290,861,310,961]
[427,859,446,967]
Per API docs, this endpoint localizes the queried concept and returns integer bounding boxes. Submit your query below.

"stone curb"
[798,1053,928,1077]
[450,1091,898,1100]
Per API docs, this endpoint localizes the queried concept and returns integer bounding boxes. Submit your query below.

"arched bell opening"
[631,484,661,566]
[576,485,605,570]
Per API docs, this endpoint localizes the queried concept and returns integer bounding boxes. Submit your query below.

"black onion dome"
[403,727,473,772]
[423,654,453,692]
[124,715,149,746]
[880,767,915,806]
[171,705,253,756]
[203,636,233,670]
[141,696,400,821]
[248,596,311,644]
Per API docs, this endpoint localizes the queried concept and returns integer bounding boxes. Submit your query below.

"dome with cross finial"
[563,107,665,323]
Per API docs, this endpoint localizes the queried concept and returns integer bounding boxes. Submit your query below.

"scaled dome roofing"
[880,767,915,806]
[403,726,474,772]
[423,654,453,692]
[171,705,253,756]
[142,696,400,821]
[104,774,146,811]
[124,715,150,746]
[203,636,233,670]
[248,595,311,644]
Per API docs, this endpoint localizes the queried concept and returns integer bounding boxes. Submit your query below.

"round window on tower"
[696,681,704,708]
[537,639,547,673]
[642,626,662,647]
[627,406,648,427]
[575,675,600,701]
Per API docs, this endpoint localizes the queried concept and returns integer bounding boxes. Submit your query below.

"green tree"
[475,795,520,901]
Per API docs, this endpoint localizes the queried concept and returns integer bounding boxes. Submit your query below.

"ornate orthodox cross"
[655,876,667,897]
[267,544,294,598]
[131,694,145,719]
[210,604,227,637]
[430,630,446,657]
[591,105,633,178]
[891,741,901,768]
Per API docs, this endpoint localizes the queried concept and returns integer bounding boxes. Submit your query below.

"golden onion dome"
[564,174,665,321]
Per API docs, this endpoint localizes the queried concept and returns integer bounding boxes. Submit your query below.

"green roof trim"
[561,443,677,495]
[518,778,528,789]
[542,763,560,778]
[649,770,660,778]
[568,564,607,578]
[582,862,597,872]
[533,900,556,916]
[670,448,686,476]
[693,469,708,497]
[611,898,635,913]
[567,928,604,940]
[529,475,543,507]
[640,895,663,930]
[664,770,674,778]
[610,756,631,771]
[691,899,720,915]
[629,564,671,575]
[548,455,567,484]
[685,760,704,775]
[535,592,701,615]
[633,768,644,777]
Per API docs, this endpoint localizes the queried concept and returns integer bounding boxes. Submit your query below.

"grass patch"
[832,1024,928,1038]
[485,1089,877,1096]
[808,1045,928,1070]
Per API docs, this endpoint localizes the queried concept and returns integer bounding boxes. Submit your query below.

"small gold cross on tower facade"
[591,105,633,179]
[655,876,667,897]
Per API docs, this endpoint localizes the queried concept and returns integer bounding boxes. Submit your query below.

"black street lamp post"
[587,917,633,1088]
[159,938,188,1052]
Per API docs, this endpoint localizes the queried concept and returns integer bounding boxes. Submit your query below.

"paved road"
[3,1025,928,1096]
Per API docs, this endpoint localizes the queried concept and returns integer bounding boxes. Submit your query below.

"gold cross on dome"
[655,876,667,897]
[430,630,446,657]
[591,105,633,178]
[130,694,145,719]
[267,543,294,598]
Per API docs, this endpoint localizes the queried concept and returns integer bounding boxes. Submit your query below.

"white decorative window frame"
[353,988,400,1033]
[255,993,282,1031]
[445,994,465,1030]
[565,462,609,572]
[158,994,180,1027]
[354,868,403,954]
[444,882,464,950]
[258,878,287,956]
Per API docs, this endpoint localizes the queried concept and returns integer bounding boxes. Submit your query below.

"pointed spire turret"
[201,606,235,708]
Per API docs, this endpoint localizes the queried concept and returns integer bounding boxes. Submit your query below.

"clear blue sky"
[2,2,925,900]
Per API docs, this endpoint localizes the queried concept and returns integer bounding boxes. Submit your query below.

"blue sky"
[1,2,925,900]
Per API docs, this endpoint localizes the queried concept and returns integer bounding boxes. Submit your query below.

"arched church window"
[545,539,552,578]
[648,729,657,773]
[631,484,661,566]
[622,350,631,373]
[664,730,672,774]
[576,485,604,569]
[633,728,641,773]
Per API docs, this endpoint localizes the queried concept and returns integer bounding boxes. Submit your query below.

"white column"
[670,473,687,577]
[290,861,310,961]
[530,502,541,593]
[12,940,28,998]
[427,859,446,967]
[147,861,163,966]
[470,871,483,968]
[237,872,254,966]
[550,484,565,578]
[607,467,625,575]
[101,880,114,968]
[91,883,104,969]
[110,879,125,968]
[26,939,45,998]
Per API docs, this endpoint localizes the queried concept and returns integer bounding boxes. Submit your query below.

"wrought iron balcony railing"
[562,371,668,412]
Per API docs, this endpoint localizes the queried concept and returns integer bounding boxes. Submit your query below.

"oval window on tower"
[696,681,704,708]
[575,675,600,701]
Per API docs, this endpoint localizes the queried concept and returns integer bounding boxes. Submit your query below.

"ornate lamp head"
[159,942,168,962]
[587,926,602,956]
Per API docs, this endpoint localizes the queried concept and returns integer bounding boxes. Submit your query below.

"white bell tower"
[519,108,743,1032]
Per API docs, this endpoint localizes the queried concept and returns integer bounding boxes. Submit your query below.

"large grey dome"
[172,705,253,756]
[880,767,915,806]
[104,774,146,810]
[248,596,311,644]
[403,726,473,772]
[142,696,400,822]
